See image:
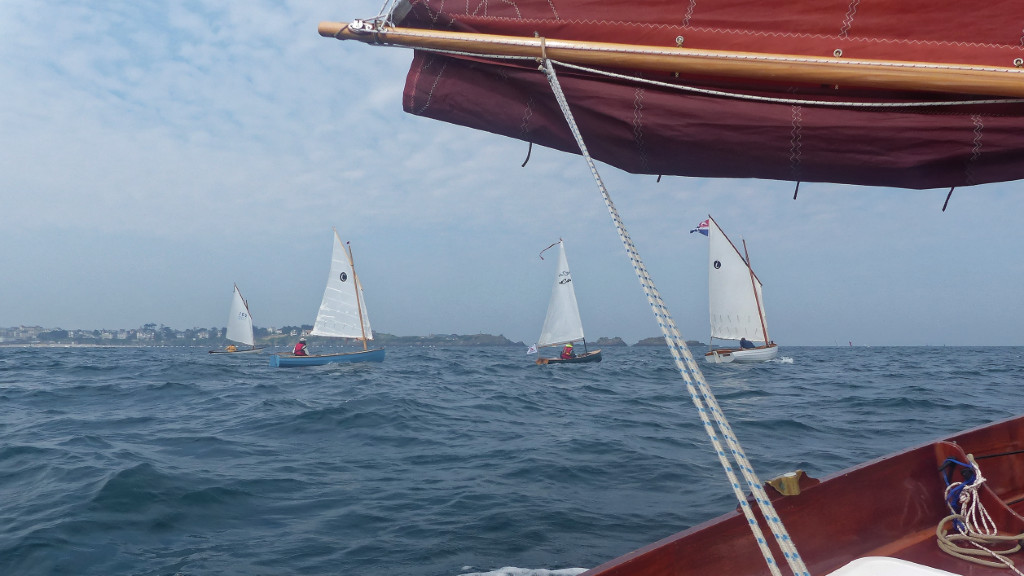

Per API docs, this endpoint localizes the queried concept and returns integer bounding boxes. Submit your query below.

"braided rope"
[938,455,1024,573]
[542,58,808,576]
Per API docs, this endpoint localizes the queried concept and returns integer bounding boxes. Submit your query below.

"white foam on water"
[458,567,588,576]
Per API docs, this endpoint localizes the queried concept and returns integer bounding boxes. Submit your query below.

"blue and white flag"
[526,344,538,354]
[690,219,709,236]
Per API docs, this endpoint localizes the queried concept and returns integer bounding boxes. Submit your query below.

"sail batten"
[311,232,373,340]
[537,241,585,348]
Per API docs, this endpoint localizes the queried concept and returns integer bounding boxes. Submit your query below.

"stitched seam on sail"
[633,86,649,172]
[790,105,802,180]
[682,0,697,27]
[967,115,983,186]
[839,0,859,39]
[520,95,535,138]
[413,57,448,114]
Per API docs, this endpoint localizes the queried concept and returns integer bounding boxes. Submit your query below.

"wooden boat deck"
[581,415,1024,576]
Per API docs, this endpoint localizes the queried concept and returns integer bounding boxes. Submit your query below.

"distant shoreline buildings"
[0,326,702,348]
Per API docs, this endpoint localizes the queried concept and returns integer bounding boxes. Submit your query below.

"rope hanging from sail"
[540,56,809,576]
[937,455,1024,573]
[943,187,954,212]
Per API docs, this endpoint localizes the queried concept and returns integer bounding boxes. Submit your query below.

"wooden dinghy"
[269,348,385,367]
[536,350,602,365]
[581,414,1024,576]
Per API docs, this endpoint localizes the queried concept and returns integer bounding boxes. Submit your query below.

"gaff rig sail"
[321,0,1024,190]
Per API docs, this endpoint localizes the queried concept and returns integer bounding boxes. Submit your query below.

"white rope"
[541,58,809,576]
[552,61,1024,109]
[937,455,1024,573]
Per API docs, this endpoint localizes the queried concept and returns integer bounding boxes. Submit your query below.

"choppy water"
[2,345,1023,575]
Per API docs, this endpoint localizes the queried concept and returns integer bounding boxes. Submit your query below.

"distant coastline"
[0,325,703,348]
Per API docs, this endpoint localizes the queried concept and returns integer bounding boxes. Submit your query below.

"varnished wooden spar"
[319,20,1024,99]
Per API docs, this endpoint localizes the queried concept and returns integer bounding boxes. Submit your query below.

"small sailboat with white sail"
[209,283,264,354]
[269,229,385,367]
[696,216,779,364]
[532,240,601,365]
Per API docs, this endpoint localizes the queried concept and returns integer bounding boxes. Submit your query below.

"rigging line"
[522,142,533,167]
[542,57,808,576]
[793,181,801,200]
[381,42,1024,109]
[943,187,955,211]
[974,449,1024,459]
[554,61,1024,109]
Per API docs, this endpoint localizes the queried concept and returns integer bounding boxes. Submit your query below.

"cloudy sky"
[2,0,1023,346]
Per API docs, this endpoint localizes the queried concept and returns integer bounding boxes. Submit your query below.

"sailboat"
[700,217,779,364]
[318,4,1024,575]
[533,240,601,365]
[209,283,264,354]
[269,230,385,367]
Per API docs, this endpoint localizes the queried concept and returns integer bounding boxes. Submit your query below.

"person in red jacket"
[560,342,576,360]
[293,337,309,356]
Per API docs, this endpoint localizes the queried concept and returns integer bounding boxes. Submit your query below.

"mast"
[320,21,1024,99]
[742,239,770,345]
[338,230,370,351]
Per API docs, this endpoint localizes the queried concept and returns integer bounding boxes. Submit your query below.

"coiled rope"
[938,455,1024,572]
[541,57,809,576]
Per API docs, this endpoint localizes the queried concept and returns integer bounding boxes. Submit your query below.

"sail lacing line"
[553,61,1024,109]
[541,57,809,576]
[399,42,1024,108]
[937,455,1024,573]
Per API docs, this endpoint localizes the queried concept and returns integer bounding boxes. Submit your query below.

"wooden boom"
[319,20,1024,99]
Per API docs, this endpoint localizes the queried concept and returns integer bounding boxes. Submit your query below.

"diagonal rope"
[541,58,810,576]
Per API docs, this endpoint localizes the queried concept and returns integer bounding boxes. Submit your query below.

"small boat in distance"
[533,240,601,365]
[697,216,779,363]
[209,284,265,354]
[269,230,385,367]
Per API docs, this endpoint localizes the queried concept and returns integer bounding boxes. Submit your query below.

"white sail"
[537,241,585,348]
[311,231,373,340]
[225,284,255,346]
[707,217,769,343]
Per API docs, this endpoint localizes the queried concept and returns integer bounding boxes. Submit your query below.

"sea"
[3,345,1024,576]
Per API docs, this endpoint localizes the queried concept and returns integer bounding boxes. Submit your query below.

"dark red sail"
[395,0,1024,189]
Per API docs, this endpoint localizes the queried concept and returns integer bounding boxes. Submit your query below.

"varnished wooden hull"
[581,414,1024,575]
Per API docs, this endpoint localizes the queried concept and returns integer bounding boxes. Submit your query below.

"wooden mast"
[319,21,1024,99]
[335,229,370,351]
[742,239,770,346]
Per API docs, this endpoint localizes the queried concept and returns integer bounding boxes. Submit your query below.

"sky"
[2,1,1023,347]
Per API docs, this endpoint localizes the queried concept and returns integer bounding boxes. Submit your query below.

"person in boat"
[561,342,576,359]
[740,337,755,349]
[293,337,309,356]
[226,344,237,352]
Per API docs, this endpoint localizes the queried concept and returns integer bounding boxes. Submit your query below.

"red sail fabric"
[396,0,1024,189]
